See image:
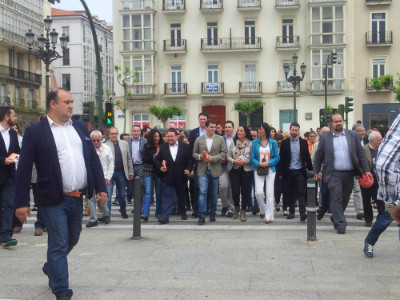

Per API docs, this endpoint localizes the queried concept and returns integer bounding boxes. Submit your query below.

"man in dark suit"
[314,113,372,234]
[0,106,20,247]
[278,122,313,221]
[15,88,107,300]
[155,128,192,224]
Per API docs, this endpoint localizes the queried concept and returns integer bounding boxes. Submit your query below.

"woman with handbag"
[250,123,280,223]
[227,125,253,222]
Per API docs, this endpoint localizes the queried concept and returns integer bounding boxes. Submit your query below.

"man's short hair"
[368,130,381,142]
[205,119,216,127]
[198,112,209,119]
[120,133,130,140]
[215,121,221,126]
[225,120,234,128]
[290,122,300,129]
[46,88,69,111]
[90,130,102,138]
[167,128,178,135]
[352,124,364,131]
[0,106,14,122]
[109,126,118,133]
[132,124,141,130]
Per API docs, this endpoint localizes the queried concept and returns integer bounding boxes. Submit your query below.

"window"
[170,23,182,47]
[0,84,6,105]
[371,58,386,78]
[169,114,186,129]
[133,113,150,128]
[15,87,21,105]
[207,22,218,46]
[282,18,294,43]
[244,20,256,45]
[207,65,219,83]
[171,65,182,93]
[311,49,344,90]
[62,26,70,42]
[28,89,33,108]
[244,64,257,92]
[311,6,344,45]
[63,48,70,66]
[122,14,153,51]
[371,13,387,43]
[123,55,154,94]
[62,74,71,91]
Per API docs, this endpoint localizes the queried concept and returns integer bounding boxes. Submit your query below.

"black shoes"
[198,217,205,225]
[317,209,326,220]
[121,213,129,219]
[356,213,365,220]
[221,207,228,216]
[252,207,260,215]
[210,215,216,222]
[56,295,72,300]
[300,214,307,222]
[192,211,199,218]
[42,265,50,287]
[85,221,98,228]
[158,217,169,224]
[286,213,295,219]
[363,240,374,258]
[226,212,233,218]
[337,227,346,234]
[141,215,149,222]
[181,214,188,220]
[98,216,110,224]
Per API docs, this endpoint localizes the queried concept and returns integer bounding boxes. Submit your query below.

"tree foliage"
[149,105,182,128]
[233,100,264,126]
[370,74,400,101]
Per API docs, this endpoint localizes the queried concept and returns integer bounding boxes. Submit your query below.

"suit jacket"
[277,136,313,178]
[105,139,133,180]
[127,136,147,164]
[192,134,227,177]
[313,129,370,183]
[155,142,193,185]
[0,127,20,184]
[14,119,106,208]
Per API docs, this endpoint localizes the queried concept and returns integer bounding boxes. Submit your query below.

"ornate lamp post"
[26,16,68,96]
[283,54,306,123]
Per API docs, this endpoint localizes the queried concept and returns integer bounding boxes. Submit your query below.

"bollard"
[131,177,143,240]
[306,171,317,241]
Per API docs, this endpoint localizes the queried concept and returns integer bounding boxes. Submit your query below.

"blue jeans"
[198,170,219,218]
[142,173,162,217]
[41,195,83,298]
[0,177,15,242]
[161,182,187,219]
[365,210,400,245]
[107,171,127,214]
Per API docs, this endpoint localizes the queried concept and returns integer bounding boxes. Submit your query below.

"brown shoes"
[240,210,246,222]
[356,213,365,220]
[34,228,43,236]
[13,227,22,233]
[232,207,240,219]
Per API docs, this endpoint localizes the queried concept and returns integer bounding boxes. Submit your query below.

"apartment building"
[353,0,399,129]
[0,0,49,114]
[113,0,356,131]
[51,8,114,115]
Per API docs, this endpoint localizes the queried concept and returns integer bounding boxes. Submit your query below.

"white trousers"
[254,170,276,220]
[352,177,363,214]
[219,169,234,213]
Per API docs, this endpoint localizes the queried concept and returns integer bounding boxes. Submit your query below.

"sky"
[53,0,113,24]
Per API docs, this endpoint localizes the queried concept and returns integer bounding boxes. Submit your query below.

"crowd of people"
[0,89,399,300]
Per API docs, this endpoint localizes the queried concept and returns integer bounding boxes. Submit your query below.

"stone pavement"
[1,222,399,300]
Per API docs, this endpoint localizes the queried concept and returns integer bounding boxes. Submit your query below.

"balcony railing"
[163,39,187,52]
[366,77,393,92]
[0,96,11,106]
[122,0,153,10]
[276,35,300,49]
[163,0,186,11]
[0,64,42,86]
[0,28,29,48]
[366,31,393,46]
[239,81,262,96]
[309,0,346,3]
[311,79,344,95]
[201,82,224,97]
[366,0,391,5]
[128,84,154,99]
[164,83,188,97]
[200,0,223,11]
[276,81,301,94]
[201,37,261,52]
[276,0,300,8]
[238,0,261,10]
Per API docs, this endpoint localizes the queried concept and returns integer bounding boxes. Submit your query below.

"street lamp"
[26,16,68,96]
[283,54,306,122]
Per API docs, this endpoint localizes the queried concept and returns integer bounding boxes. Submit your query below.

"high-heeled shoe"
[283,210,288,216]
[275,203,280,212]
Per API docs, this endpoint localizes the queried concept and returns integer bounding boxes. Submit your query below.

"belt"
[63,189,85,198]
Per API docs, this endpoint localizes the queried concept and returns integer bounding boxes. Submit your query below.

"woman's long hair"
[146,129,164,147]
[260,122,271,139]
[233,125,253,146]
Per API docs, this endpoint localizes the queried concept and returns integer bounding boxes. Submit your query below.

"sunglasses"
[92,139,101,142]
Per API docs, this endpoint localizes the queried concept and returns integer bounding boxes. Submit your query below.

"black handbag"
[256,166,269,176]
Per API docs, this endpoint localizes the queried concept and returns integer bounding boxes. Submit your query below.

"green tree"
[149,105,182,128]
[370,73,400,101]
[233,100,264,127]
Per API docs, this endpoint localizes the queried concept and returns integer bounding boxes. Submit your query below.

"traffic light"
[345,97,354,113]
[82,102,94,123]
[319,109,325,127]
[338,104,345,118]
[331,52,337,64]
[105,102,113,126]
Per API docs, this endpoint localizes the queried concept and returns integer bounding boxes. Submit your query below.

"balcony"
[366,0,391,5]
[163,39,187,53]
[237,0,261,11]
[311,79,344,95]
[366,31,393,47]
[201,37,261,52]
[121,0,154,10]
[276,81,300,96]
[276,0,300,9]
[128,84,154,99]
[308,0,347,5]
[200,0,223,13]
[0,28,30,49]
[239,81,262,97]
[366,77,393,92]
[0,64,42,86]
[201,82,224,97]
[276,35,300,51]
[163,0,186,13]
[164,83,188,98]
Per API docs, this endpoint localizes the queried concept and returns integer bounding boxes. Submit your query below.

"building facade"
[0,0,49,117]
[112,0,395,132]
[51,8,114,115]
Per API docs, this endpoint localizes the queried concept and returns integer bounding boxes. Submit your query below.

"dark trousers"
[283,170,307,215]
[327,171,354,229]
[319,181,330,212]
[161,182,187,219]
[274,175,283,205]
[229,168,252,210]
[0,177,15,241]
[361,185,385,223]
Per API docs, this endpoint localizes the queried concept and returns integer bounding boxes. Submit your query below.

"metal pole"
[306,171,317,241]
[45,62,50,97]
[131,177,143,240]
[293,89,297,123]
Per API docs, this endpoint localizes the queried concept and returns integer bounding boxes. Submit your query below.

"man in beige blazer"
[192,120,227,225]
[106,127,133,218]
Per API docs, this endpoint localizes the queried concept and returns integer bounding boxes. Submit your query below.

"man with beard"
[0,106,20,247]
[314,114,372,234]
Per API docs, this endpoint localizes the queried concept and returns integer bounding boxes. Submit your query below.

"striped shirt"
[376,113,400,206]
